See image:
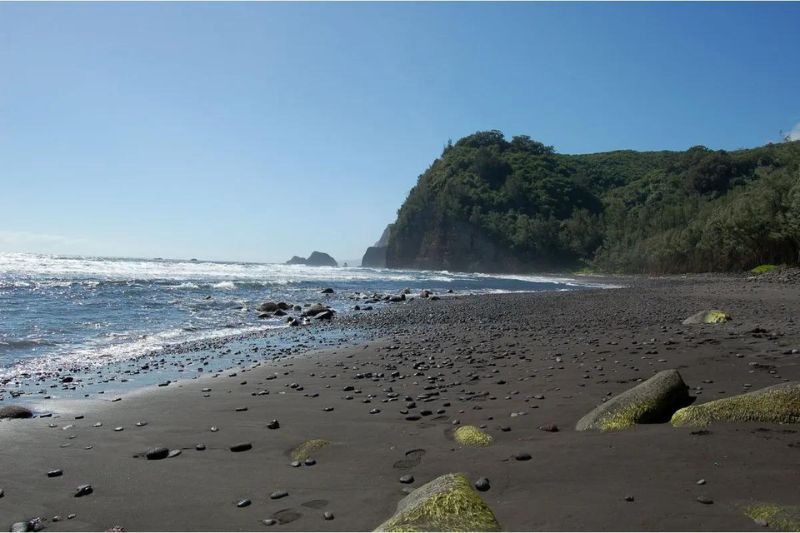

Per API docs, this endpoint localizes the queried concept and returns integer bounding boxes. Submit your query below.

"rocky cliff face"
[360,224,394,268]
[386,214,528,272]
[361,246,387,268]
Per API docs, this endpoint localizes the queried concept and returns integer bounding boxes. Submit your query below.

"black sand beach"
[1,272,799,531]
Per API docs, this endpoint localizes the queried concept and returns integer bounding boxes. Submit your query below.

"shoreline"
[1,273,798,531]
[0,272,621,405]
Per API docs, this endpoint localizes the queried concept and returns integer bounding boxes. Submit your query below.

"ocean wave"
[0,322,286,382]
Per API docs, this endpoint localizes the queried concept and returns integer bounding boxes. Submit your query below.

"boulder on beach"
[303,303,330,317]
[290,439,329,461]
[575,369,691,431]
[743,503,800,531]
[375,473,501,532]
[682,310,731,325]
[453,425,493,447]
[0,405,33,419]
[258,301,279,312]
[671,382,800,427]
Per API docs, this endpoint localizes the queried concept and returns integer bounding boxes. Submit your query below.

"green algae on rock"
[743,503,800,531]
[375,473,501,532]
[671,382,800,427]
[682,309,731,324]
[290,439,330,461]
[453,425,493,447]
[575,369,691,431]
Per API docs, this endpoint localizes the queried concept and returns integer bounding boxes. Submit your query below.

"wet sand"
[1,273,798,531]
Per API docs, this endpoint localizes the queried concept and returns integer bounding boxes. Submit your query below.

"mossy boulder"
[290,439,329,461]
[576,369,691,431]
[375,473,501,532]
[453,425,493,447]
[682,309,731,324]
[743,503,800,531]
[751,264,780,275]
[671,382,800,427]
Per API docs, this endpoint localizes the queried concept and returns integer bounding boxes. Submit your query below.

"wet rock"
[230,442,252,452]
[270,490,288,500]
[47,469,63,477]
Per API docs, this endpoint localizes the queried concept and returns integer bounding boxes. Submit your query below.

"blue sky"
[1,2,798,263]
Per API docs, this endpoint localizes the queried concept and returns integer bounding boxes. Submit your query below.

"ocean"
[0,253,612,397]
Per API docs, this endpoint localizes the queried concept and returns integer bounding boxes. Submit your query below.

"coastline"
[1,273,798,531]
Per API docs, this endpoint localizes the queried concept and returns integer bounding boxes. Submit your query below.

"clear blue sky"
[1,2,798,263]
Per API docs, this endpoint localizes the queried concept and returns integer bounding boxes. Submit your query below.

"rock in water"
[682,310,731,325]
[671,382,800,427]
[375,473,501,532]
[0,405,33,419]
[575,369,691,431]
[306,251,338,267]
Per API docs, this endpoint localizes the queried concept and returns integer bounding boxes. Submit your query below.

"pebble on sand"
[230,442,253,452]
[74,484,93,497]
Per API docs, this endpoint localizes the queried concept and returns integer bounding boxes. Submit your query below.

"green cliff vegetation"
[386,130,800,273]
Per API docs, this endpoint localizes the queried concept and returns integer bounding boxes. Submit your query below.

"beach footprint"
[273,509,302,525]
[393,448,426,469]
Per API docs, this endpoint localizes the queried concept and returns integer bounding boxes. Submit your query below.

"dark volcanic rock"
[362,246,388,268]
[0,405,33,419]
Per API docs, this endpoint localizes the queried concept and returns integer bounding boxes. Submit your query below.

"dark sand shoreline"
[1,273,798,531]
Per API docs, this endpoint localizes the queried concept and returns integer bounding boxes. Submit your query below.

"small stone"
[195,444,206,451]
[67,514,76,520]
[210,426,219,432]
[475,478,490,492]
[47,468,63,477]
[370,408,381,414]
[514,452,532,461]
[145,447,169,460]
[114,427,123,432]
[538,424,559,432]
[237,499,251,508]
[290,460,301,468]
[235,407,248,412]
[270,490,288,499]
[754,518,769,527]
[262,519,277,526]
[167,449,181,458]
[323,512,334,521]
[74,484,93,497]
[304,458,316,466]
[399,474,414,484]
[696,479,706,485]
[624,495,635,502]
[230,442,252,452]
[697,496,714,505]
[267,419,280,429]
[10,522,29,533]
[135,421,147,427]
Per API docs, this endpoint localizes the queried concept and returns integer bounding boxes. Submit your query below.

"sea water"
[0,252,612,390]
